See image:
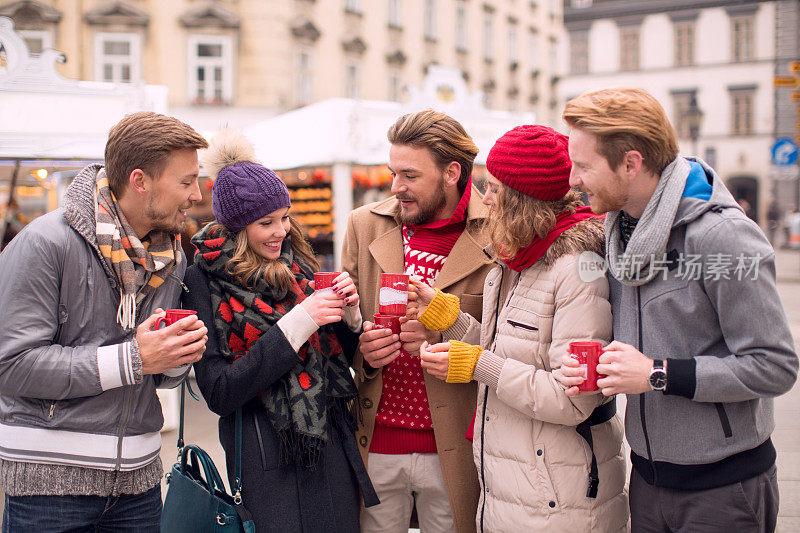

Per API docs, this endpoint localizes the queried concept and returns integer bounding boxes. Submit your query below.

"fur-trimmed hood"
[539,216,605,268]
[486,216,606,270]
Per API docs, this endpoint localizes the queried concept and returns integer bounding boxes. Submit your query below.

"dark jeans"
[2,485,161,533]
[630,464,779,533]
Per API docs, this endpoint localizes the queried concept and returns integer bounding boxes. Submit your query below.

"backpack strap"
[575,398,617,498]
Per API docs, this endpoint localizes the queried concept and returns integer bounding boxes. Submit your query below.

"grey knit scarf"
[605,157,690,286]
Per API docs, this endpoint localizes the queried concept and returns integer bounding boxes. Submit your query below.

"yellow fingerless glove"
[418,289,461,332]
[446,340,483,383]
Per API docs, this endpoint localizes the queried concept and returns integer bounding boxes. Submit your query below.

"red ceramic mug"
[568,341,606,392]
[379,273,410,316]
[314,271,341,291]
[373,313,412,357]
[155,309,197,330]
[373,313,401,335]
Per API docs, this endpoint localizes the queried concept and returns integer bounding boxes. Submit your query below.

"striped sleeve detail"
[97,342,135,391]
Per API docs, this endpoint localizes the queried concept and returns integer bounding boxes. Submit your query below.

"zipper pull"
[170,274,190,294]
[49,402,56,419]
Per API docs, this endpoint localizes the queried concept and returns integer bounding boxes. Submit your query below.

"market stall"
[0,16,167,249]
[243,66,535,267]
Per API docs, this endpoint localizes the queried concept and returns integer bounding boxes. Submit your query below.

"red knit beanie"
[486,125,572,201]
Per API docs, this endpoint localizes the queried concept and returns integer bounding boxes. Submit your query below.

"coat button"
[549,501,556,508]
[359,436,368,447]
[485,416,489,421]
[537,449,543,456]
[362,398,373,409]
[488,281,494,286]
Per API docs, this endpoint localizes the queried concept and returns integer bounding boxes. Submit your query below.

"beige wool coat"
[442,218,629,532]
[340,185,494,533]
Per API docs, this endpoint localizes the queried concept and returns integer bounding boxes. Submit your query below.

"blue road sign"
[772,138,799,166]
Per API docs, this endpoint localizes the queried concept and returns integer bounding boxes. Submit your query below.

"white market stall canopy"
[242,66,536,265]
[0,17,167,160]
[244,66,536,170]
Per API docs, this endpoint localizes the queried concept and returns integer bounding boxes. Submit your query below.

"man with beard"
[556,87,798,531]
[341,109,494,533]
[0,112,209,531]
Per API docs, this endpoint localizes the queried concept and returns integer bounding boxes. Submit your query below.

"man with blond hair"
[0,112,209,530]
[341,109,493,532]
[556,87,798,531]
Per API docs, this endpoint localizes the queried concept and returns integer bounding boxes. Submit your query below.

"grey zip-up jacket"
[0,165,188,473]
[610,159,798,489]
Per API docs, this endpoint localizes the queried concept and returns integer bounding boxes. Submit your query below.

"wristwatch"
[648,359,667,391]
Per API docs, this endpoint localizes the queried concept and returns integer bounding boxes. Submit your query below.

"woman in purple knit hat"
[181,130,378,532]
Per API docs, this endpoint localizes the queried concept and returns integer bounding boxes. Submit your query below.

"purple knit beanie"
[206,131,291,232]
[212,162,291,232]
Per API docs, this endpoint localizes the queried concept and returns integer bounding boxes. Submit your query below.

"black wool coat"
[182,265,376,533]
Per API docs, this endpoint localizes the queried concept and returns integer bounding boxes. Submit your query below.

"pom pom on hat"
[486,125,572,201]
[202,130,291,232]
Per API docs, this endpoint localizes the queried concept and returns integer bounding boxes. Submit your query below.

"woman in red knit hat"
[410,125,628,531]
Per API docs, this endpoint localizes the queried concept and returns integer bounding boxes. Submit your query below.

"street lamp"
[685,94,704,157]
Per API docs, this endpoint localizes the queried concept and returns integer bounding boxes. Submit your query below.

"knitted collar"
[63,164,180,328]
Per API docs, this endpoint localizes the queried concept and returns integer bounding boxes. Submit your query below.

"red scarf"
[502,206,600,272]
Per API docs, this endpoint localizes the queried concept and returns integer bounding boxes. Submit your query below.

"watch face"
[649,371,667,390]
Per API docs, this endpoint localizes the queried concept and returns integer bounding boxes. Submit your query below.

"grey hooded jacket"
[609,158,798,490]
[0,165,188,493]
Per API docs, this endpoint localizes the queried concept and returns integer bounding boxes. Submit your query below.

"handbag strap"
[176,378,200,455]
[177,379,243,501]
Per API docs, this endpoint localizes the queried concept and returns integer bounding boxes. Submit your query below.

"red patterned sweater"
[370,184,472,454]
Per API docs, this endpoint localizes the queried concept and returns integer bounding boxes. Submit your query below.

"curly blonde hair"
[487,187,583,262]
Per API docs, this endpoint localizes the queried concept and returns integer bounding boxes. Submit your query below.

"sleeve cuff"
[472,351,505,390]
[97,342,137,391]
[343,305,363,332]
[130,337,143,384]
[419,289,461,332]
[664,358,696,398]
[445,341,482,383]
[442,312,472,342]
[277,305,319,354]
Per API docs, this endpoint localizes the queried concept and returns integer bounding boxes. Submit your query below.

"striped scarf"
[95,169,181,328]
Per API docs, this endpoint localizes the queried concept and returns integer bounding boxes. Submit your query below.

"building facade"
[0,0,565,130]
[559,0,784,222]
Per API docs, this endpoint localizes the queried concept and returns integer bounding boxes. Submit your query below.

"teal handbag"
[161,381,255,533]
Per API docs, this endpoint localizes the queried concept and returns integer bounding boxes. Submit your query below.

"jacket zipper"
[170,274,190,294]
[506,320,538,331]
[480,264,504,533]
[637,286,657,484]
[253,413,268,470]
[48,402,56,419]
[115,386,133,470]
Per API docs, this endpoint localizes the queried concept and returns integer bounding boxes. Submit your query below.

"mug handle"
[155,316,168,330]
[597,349,607,379]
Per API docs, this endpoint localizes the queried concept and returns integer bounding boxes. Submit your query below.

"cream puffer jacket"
[443,219,628,532]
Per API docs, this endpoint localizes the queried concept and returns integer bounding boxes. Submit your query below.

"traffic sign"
[772,138,799,166]
[775,76,798,87]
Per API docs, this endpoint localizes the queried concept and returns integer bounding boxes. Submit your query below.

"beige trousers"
[361,452,455,533]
